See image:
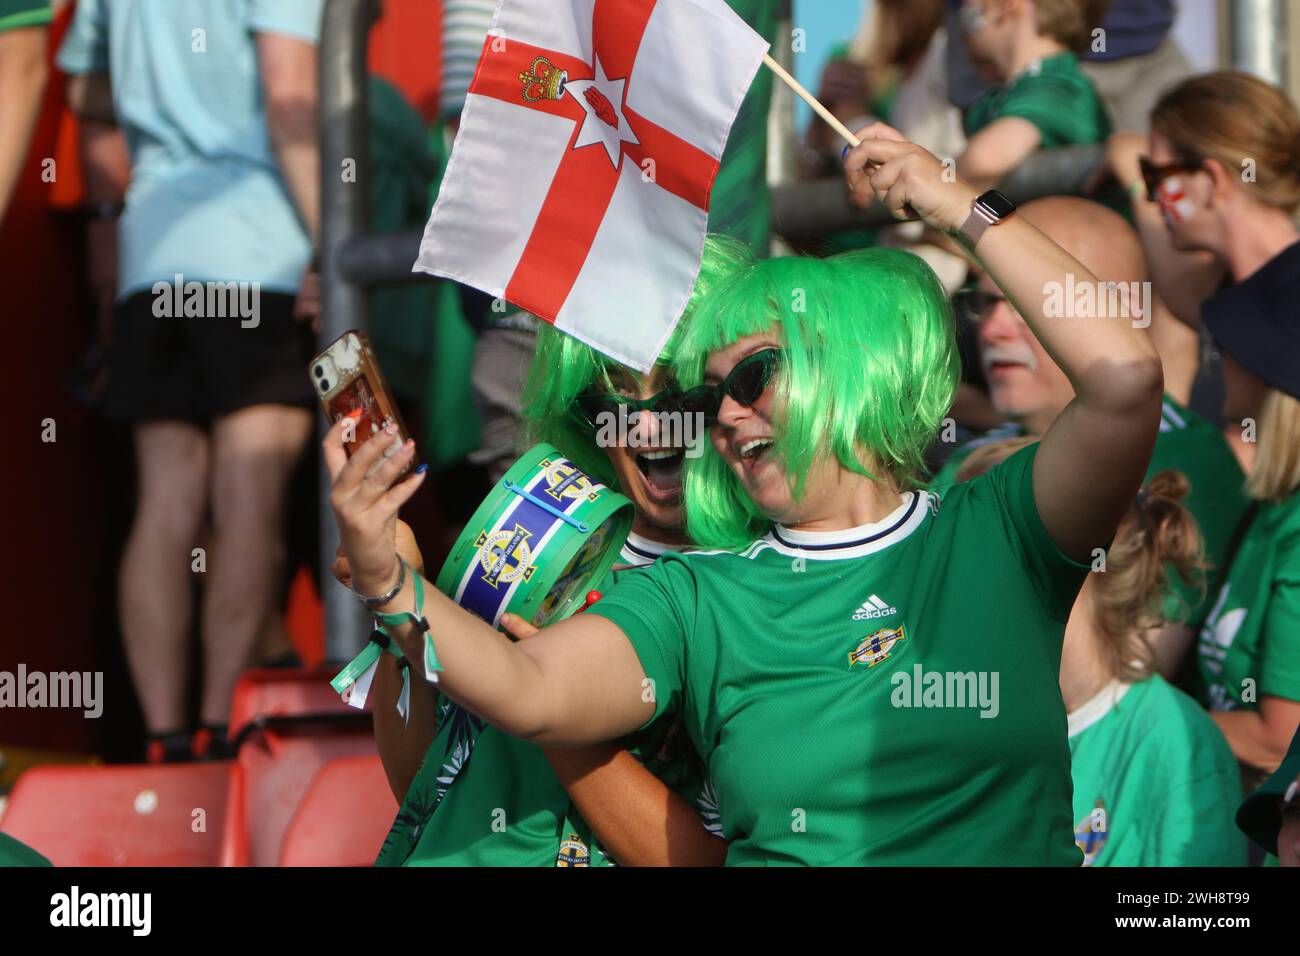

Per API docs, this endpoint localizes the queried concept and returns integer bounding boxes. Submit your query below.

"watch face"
[976,189,1016,220]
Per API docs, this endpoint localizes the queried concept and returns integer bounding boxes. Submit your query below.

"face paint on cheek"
[1156,176,1196,224]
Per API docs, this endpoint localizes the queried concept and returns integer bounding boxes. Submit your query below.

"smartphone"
[309,329,415,476]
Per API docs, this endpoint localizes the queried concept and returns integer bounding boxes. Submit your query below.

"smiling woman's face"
[704,329,846,527]
[598,363,686,539]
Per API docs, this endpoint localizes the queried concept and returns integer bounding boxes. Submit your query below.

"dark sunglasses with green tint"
[678,347,783,427]
[573,384,684,431]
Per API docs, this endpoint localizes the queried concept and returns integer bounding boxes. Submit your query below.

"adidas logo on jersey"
[852,595,897,620]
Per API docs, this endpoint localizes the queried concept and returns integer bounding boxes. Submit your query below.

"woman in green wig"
[325,124,1166,864]
[335,236,752,865]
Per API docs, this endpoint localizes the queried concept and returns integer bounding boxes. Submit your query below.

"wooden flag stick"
[762,52,862,149]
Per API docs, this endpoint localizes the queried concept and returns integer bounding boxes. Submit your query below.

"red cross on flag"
[413,0,769,371]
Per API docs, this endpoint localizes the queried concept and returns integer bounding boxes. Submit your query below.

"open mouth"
[736,437,774,471]
[635,448,685,502]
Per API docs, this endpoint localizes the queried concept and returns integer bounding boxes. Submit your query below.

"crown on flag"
[519,55,568,102]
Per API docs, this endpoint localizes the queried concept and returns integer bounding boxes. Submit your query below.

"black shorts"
[104,288,317,423]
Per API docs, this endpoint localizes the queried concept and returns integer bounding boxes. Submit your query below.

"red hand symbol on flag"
[583,87,618,127]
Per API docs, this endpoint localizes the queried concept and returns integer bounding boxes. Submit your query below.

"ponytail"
[1092,470,1206,681]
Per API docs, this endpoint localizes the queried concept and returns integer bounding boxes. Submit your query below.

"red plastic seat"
[0,762,231,866]
[227,667,358,745]
[219,666,379,866]
[278,755,396,866]
[220,726,378,867]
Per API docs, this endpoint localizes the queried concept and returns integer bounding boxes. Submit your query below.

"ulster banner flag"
[413,0,769,371]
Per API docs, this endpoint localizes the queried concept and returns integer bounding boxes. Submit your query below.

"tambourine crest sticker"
[474,524,539,589]
[540,458,599,503]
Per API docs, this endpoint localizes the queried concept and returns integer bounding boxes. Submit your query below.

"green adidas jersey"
[930,396,1248,623]
[964,51,1110,148]
[1068,676,1245,866]
[592,443,1088,865]
[376,559,716,867]
[1197,491,1300,712]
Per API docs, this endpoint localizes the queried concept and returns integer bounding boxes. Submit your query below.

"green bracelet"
[372,565,443,683]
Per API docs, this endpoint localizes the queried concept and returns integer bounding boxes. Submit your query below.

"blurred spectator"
[57,0,324,761]
[957,0,1110,189]
[932,197,1249,673]
[808,0,969,292]
[803,0,960,177]
[0,0,51,221]
[1080,0,1193,133]
[961,446,1245,867]
[1089,72,1300,779]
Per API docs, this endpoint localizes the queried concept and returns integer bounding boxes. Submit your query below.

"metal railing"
[319,0,383,661]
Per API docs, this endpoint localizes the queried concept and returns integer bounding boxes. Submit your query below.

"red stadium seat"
[219,665,379,866]
[0,762,231,866]
[278,755,397,866]
[227,667,359,745]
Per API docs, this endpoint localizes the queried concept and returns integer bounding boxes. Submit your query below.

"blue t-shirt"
[56,0,323,297]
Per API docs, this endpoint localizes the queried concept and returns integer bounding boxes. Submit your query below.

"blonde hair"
[1033,0,1092,53]
[956,441,1205,682]
[1247,388,1300,502]
[1152,72,1300,214]
[1092,470,1205,682]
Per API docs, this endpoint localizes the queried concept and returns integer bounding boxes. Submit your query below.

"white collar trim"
[1067,679,1133,738]
[763,491,932,561]
[621,530,684,560]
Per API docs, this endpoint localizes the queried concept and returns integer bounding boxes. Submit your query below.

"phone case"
[309,329,415,474]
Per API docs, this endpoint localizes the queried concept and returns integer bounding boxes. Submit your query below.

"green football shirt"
[1068,675,1245,866]
[0,0,50,33]
[931,395,1248,623]
[1197,491,1300,712]
[592,443,1088,865]
[963,51,1110,148]
[376,547,717,867]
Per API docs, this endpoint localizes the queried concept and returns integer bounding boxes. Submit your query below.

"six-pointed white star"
[565,56,640,167]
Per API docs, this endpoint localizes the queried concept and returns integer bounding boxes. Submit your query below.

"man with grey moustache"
[930,196,1249,677]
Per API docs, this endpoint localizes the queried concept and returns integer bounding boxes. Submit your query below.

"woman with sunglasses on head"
[325,123,1164,864]
[1091,73,1300,789]
[345,236,750,866]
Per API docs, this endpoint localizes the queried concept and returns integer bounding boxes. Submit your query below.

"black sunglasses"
[678,348,783,427]
[573,383,683,431]
[1138,154,1205,203]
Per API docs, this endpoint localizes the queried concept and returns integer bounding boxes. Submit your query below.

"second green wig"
[521,235,756,488]
[674,247,960,551]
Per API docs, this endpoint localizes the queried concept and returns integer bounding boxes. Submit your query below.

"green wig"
[521,234,756,488]
[674,247,959,551]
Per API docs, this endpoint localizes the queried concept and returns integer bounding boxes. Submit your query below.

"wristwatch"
[957,189,1016,250]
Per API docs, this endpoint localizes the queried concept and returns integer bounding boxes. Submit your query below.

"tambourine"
[436,443,633,628]
[333,444,632,713]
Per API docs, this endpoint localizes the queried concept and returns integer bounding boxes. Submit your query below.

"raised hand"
[322,418,427,599]
[843,121,977,234]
